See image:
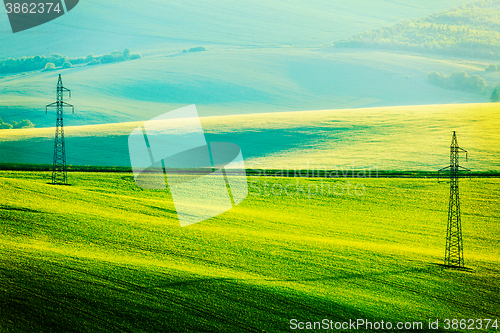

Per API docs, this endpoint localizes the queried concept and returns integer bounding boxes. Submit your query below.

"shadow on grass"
[432,262,474,272]
[0,205,45,214]
[0,255,423,333]
[0,254,462,333]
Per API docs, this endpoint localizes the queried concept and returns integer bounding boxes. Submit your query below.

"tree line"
[0,118,34,129]
[427,70,500,102]
[334,0,500,59]
[0,48,142,74]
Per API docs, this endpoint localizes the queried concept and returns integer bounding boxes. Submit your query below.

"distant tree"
[428,71,487,93]
[86,54,94,62]
[485,64,498,72]
[86,59,100,66]
[0,123,13,129]
[464,74,487,92]
[48,53,67,66]
[491,88,500,102]
[62,62,72,69]
[188,46,206,52]
[129,53,142,60]
[99,54,113,64]
[13,119,34,129]
[69,57,86,65]
[123,47,130,58]
[100,51,125,64]
[427,71,445,85]
[43,63,56,71]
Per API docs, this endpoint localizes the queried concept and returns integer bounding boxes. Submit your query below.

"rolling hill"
[0,0,493,126]
[0,171,498,332]
[334,0,500,58]
[0,103,499,171]
[1,2,499,332]
[0,0,475,58]
[0,47,496,128]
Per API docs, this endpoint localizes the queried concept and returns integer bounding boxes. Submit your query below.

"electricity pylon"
[438,131,471,268]
[46,74,74,185]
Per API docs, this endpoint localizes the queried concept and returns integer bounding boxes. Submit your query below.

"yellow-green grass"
[0,103,499,171]
[0,171,499,332]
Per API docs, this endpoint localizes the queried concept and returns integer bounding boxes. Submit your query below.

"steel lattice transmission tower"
[438,131,470,268]
[46,74,74,185]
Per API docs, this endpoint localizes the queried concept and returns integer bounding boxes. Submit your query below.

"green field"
[1,1,500,331]
[0,0,474,57]
[0,171,499,332]
[0,47,494,128]
[1,103,499,171]
[0,0,495,130]
[0,0,492,127]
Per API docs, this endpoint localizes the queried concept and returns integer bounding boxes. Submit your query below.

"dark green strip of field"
[1,163,499,178]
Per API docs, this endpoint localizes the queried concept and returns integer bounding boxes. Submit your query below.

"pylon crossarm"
[438,165,452,172]
[45,102,58,113]
[46,102,74,114]
[457,165,472,179]
[62,87,71,98]
[61,102,75,113]
[456,147,468,160]
[437,165,452,182]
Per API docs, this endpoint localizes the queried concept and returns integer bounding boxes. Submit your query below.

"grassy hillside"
[0,0,474,58]
[0,103,499,171]
[0,171,498,332]
[2,1,497,123]
[0,1,489,125]
[1,47,495,127]
[335,0,500,58]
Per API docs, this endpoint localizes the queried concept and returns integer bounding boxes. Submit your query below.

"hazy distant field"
[0,171,499,332]
[0,0,474,57]
[0,47,494,127]
[1,103,499,171]
[0,0,495,130]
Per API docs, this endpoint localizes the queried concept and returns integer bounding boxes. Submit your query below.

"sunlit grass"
[0,171,498,332]
[1,103,498,171]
